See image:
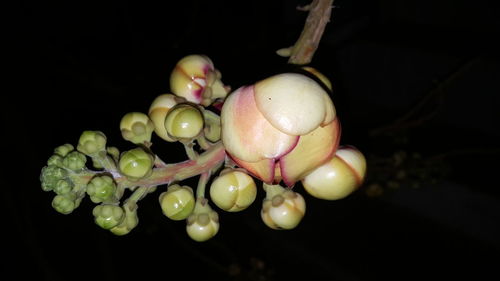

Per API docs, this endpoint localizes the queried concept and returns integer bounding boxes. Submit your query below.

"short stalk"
[263,183,286,199]
[183,141,199,160]
[196,135,213,151]
[93,151,119,175]
[126,186,150,205]
[196,171,211,199]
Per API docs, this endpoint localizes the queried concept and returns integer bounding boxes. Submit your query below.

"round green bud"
[86,175,117,203]
[52,193,77,215]
[77,131,107,156]
[107,146,120,161]
[110,205,139,236]
[159,185,195,220]
[54,144,74,157]
[92,204,125,230]
[47,154,63,167]
[209,170,257,212]
[53,179,74,195]
[120,112,155,144]
[91,158,103,169]
[62,151,87,171]
[118,148,154,180]
[164,104,204,139]
[40,165,68,192]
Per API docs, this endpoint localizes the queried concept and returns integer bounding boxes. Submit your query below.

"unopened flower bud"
[118,148,154,180]
[120,112,155,145]
[164,104,204,140]
[52,193,78,215]
[302,146,366,200]
[86,175,117,203]
[261,184,305,230]
[110,204,139,236]
[62,151,87,171]
[186,199,219,242]
[40,165,68,192]
[209,169,257,212]
[159,184,195,220]
[77,131,107,156]
[53,179,73,195]
[54,144,74,157]
[93,204,125,230]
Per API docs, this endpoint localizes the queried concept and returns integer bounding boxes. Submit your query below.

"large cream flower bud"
[221,73,340,186]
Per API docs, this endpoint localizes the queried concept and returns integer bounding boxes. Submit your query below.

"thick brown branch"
[287,0,334,65]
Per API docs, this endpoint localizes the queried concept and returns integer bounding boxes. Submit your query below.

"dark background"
[7,0,500,280]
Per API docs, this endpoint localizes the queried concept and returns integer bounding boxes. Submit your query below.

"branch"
[114,142,225,189]
[277,0,334,65]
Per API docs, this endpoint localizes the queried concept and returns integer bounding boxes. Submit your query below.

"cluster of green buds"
[39,54,367,242]
[40,144,87,214]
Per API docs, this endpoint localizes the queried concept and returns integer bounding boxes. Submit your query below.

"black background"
[7,0,500,280]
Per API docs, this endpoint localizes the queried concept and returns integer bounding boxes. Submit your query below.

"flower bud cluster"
[40,143,89,214]
[39,54,368,242]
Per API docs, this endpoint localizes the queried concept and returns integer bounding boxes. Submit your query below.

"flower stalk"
[116,141,225,189]
[278,0,334,65]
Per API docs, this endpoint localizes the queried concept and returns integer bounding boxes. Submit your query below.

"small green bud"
[53,179,73,195]
[40,165,68,192]
[62,151,87,171]
[47,154,63,167]
[52,193,77,214]
[54,144,74,157]
[86,175,117,203]
[110,204,139,236]
[164,104,204,140]
[107,147,120,161]
[118,148,154,180]
[120,112,155,144]
[159,185,195,220]
[92,204,125,230]
[91,158,104,169]
[77,131,107,156]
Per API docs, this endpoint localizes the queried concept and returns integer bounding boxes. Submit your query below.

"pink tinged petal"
[221,85,299,163]
[229,154,275,184]
[170,66,204,103]
[170,55,214,104]
[279,118,341,186]
[254,73,331,136]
